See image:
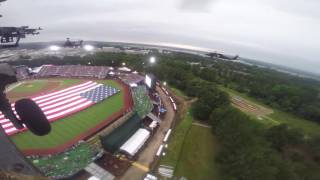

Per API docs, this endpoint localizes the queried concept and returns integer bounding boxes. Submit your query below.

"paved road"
[120,86,175,180]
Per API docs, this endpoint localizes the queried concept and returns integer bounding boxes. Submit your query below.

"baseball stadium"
[0,65,169,179]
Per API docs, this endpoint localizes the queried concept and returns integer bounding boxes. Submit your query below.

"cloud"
[1,0,320,74]
[264,0,320,19]
[179,0,215,11]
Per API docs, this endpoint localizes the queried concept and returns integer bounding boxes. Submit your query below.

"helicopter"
[0,0,41,48]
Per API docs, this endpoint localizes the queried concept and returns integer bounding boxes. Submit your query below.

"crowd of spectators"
[36,65,112,79]
[15,65,30,80]
[119,73,145,85]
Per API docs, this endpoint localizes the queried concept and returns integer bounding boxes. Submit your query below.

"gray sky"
[1,0,320,74]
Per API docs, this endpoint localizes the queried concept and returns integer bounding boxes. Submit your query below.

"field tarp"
[100,113,142,153]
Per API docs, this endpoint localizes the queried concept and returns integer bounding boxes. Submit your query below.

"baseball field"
[6,78,130,155]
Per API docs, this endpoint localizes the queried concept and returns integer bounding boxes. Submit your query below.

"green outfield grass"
[175,125,220,180]
[11,80,48,93]
[10,79,124,150]
[8,79,83,101]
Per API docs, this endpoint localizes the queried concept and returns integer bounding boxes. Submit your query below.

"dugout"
[100,113,142,153]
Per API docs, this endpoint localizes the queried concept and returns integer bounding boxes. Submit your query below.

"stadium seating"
[120,73,145,85]
[36,65,112,79]
[15,65,30,80]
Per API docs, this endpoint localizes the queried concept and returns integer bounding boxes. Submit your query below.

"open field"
[168,86,187,98]
[220,86,320,137]
[231,95,273,117]
[10,79,125,151]
[160,108,193,166]
[174,125,220,180]
[159,106,220,179]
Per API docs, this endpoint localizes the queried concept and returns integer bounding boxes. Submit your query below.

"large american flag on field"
[0,81,120,136]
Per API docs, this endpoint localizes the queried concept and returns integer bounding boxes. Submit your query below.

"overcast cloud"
[1,0,320,74]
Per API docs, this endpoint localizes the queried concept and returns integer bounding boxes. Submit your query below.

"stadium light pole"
[149,56,156,64]
[49,45,61,56]
[83,45,94,51]
[163,81,167,86]
[49,45,61,51]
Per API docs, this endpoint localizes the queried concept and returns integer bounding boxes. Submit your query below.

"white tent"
[120,128,150,156]
[108,71,115,75]
[130,83,138,87]
[149,121,158,130]
[118,67,131,72]
[88,176,100,180]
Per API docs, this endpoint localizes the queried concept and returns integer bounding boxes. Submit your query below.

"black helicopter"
[0,0,41,48]
[207,52,239,60]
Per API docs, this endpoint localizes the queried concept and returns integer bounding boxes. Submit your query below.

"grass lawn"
[269,110,320,137]
[174,125,220,180]
[10,79,124,150]
[160,107,220,179]
[160,108,193,166]
[168,85,187,98]
[220,86,320,137]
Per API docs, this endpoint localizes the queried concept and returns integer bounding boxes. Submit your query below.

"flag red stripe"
[0,81,103,136]
[34,82,97,103]
[32,81,93,101]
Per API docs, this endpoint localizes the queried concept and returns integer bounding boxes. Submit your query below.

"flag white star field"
[0,81,120,136]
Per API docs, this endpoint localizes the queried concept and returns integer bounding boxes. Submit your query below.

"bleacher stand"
[36,65,111,79]
[15,65,30,80]
[119,73,145,86]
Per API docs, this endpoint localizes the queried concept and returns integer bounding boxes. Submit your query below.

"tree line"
[7,51,320,179]
[146,57,320,179]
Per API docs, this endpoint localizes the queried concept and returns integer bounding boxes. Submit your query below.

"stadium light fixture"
[49,45,61,51]
[149,56,156,64]
[163,81,167,86]
[84,44,94,51]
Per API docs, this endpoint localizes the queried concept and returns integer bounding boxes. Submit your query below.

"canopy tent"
[149,121,158,130]
[118,67,131,72]
[120,128,150,156]
[147,113,161,123]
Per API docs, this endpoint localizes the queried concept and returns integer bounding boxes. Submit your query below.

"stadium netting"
[100,113,142,153]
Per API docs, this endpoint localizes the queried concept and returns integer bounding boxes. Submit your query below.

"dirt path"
[230,95,273,117]
[119,86,176,180]
[192,122,212,128]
